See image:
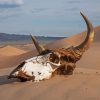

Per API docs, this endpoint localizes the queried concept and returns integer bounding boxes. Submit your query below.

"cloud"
[0,0,24,8]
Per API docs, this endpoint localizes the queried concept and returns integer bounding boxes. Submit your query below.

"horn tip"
[30,34,36,40]
[80,11,84,16]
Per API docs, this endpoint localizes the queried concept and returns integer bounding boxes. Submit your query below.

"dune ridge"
[0,45,26,56]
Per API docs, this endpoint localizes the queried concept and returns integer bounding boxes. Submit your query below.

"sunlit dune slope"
[0,26,100,69]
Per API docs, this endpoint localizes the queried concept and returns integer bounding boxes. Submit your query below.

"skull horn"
[30,35,45,54]
[75,12,94,52]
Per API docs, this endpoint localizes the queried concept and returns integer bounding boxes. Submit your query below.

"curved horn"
[75,12,94,51]
[30,35,45,54]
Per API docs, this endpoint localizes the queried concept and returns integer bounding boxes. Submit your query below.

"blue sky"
[0,0,100,37]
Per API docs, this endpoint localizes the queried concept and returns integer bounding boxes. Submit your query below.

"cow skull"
[8,12,94,82]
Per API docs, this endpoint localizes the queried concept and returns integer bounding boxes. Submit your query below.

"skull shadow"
[0,75,20,85]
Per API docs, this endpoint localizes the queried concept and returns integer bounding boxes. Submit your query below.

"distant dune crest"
[0,45,26,56]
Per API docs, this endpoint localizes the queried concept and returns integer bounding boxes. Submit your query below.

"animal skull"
[8,12,94,82]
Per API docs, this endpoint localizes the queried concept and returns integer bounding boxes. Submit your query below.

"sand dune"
[76,42,100,69]
[0,46,27,68]
[94,26,100,42]
[0,45,26,56]
[0,67,100,100]
[45,26,100,49]
[0,26,100,100]
[0,26,99,69]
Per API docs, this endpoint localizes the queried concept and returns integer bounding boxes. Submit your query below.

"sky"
[0,0,100,37]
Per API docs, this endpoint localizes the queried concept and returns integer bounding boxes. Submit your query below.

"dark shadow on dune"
[0,75,20,85]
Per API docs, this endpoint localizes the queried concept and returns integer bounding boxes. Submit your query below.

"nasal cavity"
[38,72,41,75]
[32,72,34,75]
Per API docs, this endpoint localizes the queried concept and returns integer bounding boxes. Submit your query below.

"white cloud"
[0,0,24,6]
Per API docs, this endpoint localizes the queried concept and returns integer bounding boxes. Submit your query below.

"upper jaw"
[8,62,54,82]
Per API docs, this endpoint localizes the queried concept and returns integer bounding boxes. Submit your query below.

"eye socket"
[61,55,75,63]
[49,53,59,63]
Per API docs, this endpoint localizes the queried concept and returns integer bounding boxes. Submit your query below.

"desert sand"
[0,26,100,100]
